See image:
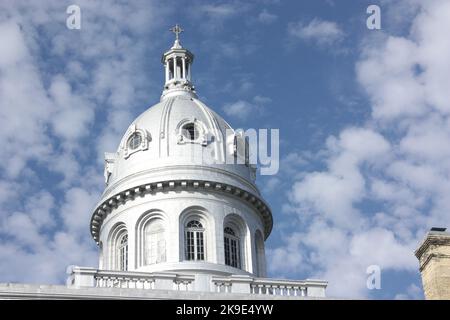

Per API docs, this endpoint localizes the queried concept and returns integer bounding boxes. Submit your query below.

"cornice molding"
[415,233,450,259]
[90,179,273,245]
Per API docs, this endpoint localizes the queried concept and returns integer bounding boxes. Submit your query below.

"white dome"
[103,93,258,199]
[92,92,273,244]
[89,34,273,277]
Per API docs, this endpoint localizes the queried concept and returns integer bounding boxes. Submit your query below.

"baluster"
[258,284,263,294]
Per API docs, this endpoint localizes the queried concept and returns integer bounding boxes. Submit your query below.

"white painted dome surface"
[103,94,258,200]
[89,35,273,277]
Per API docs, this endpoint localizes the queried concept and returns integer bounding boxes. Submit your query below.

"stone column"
[415,228,450,299]
[187,62,190,81]
[173,57,177,79]
[165,60,169,82]
[182,57,186,79]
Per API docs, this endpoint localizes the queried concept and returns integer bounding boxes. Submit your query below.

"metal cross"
[170,24,184,41]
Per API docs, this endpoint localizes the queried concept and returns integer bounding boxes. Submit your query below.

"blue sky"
[1,0,449,299]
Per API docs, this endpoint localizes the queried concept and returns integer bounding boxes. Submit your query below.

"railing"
[173,277,194,291]
[67,266,326,298]
[212,280,232,293]
[250,283,307,296]
[212,277,325,297]
[95,275,155,289]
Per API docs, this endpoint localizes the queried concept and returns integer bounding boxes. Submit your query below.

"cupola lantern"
[161,24,196,100]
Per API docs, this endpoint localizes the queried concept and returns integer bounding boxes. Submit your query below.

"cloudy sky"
[1,0,449,299]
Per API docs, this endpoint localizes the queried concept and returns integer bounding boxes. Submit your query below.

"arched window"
[144,219,166,265]
[118,233,128,271]
[185,220,205,261]
[224,226,241,268]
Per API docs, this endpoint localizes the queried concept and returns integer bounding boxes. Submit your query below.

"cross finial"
[170,24,184,41]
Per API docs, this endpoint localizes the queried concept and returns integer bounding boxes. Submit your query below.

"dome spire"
[169,24,184,49]
[161,25,197,100]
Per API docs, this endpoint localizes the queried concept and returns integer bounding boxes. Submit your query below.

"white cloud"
[60,188,100,237]
[25,191,55,229]
[222,96,270,120]
[223,100,257,120]
[271,0,450,298]
[258,9,278,24]
[0,21,28,67]
[289,128,390,229]
[395,283,423,300]
[0,0,168,285]
[261,177,281,194]
[199,4,238,18]
[288,18,344,46]
[349,228,417,271]
[49,75,94,142]
[253,95,272,104]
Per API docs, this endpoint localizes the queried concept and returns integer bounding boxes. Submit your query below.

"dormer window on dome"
[122,124,151,159]
[128,133,142,150]
[176,118,208,146]
[182,122,199,141]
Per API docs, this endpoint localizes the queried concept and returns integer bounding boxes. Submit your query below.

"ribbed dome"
[102,93,258,200]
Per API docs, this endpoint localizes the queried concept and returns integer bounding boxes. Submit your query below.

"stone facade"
[415,229,450,300]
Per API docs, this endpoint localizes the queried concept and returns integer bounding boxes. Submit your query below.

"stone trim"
[102,164,260,199]
[90,179,273,245]
[415,233,450,260]
[418,253,450,272]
